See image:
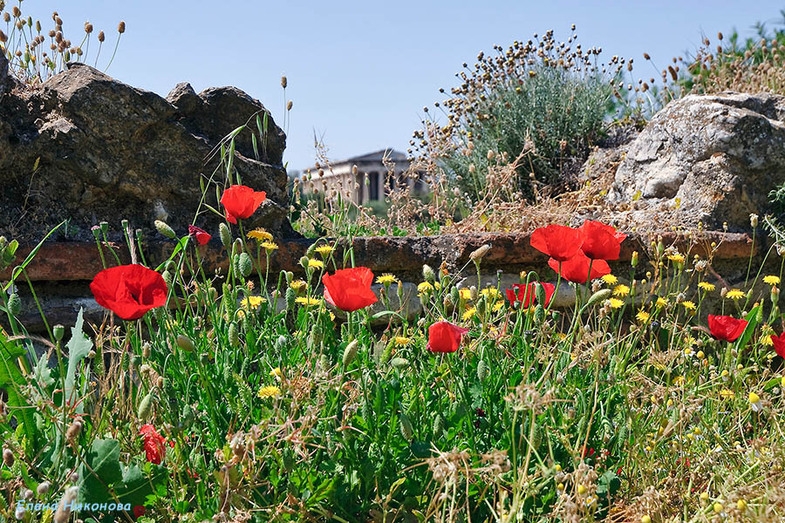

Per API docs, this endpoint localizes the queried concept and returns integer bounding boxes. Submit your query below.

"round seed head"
[84,21,93,33]
[117,20,125,34]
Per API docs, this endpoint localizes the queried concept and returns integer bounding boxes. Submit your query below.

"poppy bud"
[586,289,612,308]
[432,413,444,436]
[399,411,414,441]
[477,359,488,381]
[137,391,154,420]
[37,481,51,496]
[176,334,195,352]
[7,293,21,315]
[342,339,359,367]
[65,419,82,442]
[228,322,239,347]
[391,357,409,369]
[154,220,177,239]
[53,324,65,342]
[219,222,232,250]
[2,447,13,467]
[236,252,253,278]
[469,244,491,262]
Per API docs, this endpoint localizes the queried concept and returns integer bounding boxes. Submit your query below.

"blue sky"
[9,1,785,172]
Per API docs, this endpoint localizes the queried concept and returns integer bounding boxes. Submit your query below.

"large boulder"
[606,92,785,232]
[0,62,294,244]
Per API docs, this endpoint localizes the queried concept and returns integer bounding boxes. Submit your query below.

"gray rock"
[607,92,785,231]
[0,63,295,244]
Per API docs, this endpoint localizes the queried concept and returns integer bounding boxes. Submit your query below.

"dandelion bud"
[154,220,176,239]
[631,251,639,268]
[772,286,780,304]
[2,447,13,467]
[117,20,126,34]
[280,75,287,88]
[137,391,154,420]
[342,339,359,367]
[176,334,195,352]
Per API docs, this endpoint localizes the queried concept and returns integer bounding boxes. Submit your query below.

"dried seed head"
[280,75,287,88]
[117,20,125,34]
[286,100,293,111]
[97,30,105,43]
[84,21,93,33]
[643,52,651,60]
[2,447,13,467]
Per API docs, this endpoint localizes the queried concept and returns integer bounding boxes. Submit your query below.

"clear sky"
[9,1,785,173]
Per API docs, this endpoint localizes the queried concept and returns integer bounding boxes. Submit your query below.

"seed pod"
[2,447,13,467]
[391,357,409,370]
[53,324,65,342]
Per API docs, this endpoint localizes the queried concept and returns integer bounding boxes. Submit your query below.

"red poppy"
[322,267,378,312]
[506,282,555,308]
[580,220,627,261]
[90,265,168,321]
[708,314,748,342]
[139,424,173,464]
[427,321,469,353]
[548,252,611,284]
[772,332,785,358]
[220,185,266,224]
[188,225,212,246]
[530,224,584,262]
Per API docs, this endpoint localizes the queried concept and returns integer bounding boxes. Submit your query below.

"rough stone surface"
[606,92,785,232]
[0,62,294,243]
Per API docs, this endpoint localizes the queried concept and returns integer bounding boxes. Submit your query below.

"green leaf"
[64,308,93,408]
[80,438,123,502]
[0,331,37,447]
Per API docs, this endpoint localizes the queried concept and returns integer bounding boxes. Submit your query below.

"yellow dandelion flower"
[656,297,668,308]
[247,228,273,242]
[418,281,434,294]
[480,287,500,300]
[601,274,618,285]
[667,253,685,264]
[636,310,650,323]
[492,300,504,312]
[458,288,473,301]
[307,259,325,270]
[261,241,279,251]
[761,334,774,346]
[314,244,335,257]
[681,301,697,311]
[764,275,781,286]
[698,281,715,292]
[393,336,411,346]
[290,279,307,291]
[462,307,477,321]
[241,296,267,309]
[613,284,630,297]
[295,296,321,307]
[270,367,283,378]
[257,385,281,399]
[376,273,399,285]
[608,298,624,309]
[673,376,685,386]
[749,391,762,412]
[726,289,745,300]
